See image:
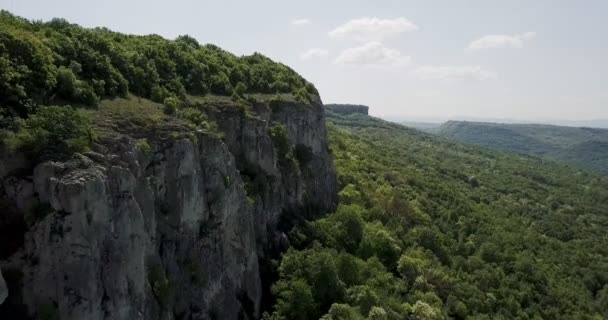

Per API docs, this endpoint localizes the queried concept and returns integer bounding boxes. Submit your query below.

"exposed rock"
[0,269,6,305]
[0,97,337,320]
[325,104,369,115]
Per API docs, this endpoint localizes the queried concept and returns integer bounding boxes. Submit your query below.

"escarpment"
[325,104,369,116]
[0,96,337,320]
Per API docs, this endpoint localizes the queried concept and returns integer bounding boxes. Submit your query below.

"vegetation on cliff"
[0,11,316,116]
[267,113,608,319]
[0,11,317,157]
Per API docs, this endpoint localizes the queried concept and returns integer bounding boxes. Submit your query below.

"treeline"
[266,113,608,320]
[0,11,317,121]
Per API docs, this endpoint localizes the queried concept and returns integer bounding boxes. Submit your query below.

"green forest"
[2,11,608,320]
[438,121,608,175]
[0,10,316,122]
[266,113,608,320]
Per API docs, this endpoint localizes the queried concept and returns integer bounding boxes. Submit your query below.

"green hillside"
[401,121,443,133]
[438,121,608,174]
[0,10,317,121]
[267,113,608,320]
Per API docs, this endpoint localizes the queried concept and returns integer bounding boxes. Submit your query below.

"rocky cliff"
[0,269,6,306]
[0,97,337,320]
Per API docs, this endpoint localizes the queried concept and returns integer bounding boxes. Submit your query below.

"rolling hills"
[265,111,608,319]
[438,121,608,174]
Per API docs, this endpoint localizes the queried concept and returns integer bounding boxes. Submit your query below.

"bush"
[210,72,233,95]
[56,66,78,98]
[177,107,207,127]
[55,66,99,106]
[270,124,290,157]
[176,107,223,138]
[135,138,152,156]
[163,96,180,115]
[75,82,99,106]
[294,87,312,104]
[8,105,93,155]
[234,82,247,97]
[151,85,171,103]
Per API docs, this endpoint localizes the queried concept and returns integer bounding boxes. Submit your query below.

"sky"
[2,0,607,122]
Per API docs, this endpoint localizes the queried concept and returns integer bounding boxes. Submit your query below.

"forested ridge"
[266,113,608,320]
[0,10,317,121]
[438,121,608,175]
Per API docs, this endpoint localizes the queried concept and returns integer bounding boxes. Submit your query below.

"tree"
[9,105,92,155]
[358,223,401,270]
[367,307,387,320]
[233,82,247,97]
[320,304,363,320]
[411,301,442,320]
[347,285,378,316]
[273,279,317,320]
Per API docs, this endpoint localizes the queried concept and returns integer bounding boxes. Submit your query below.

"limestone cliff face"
[0,269,6,306]
[0,98,337,320]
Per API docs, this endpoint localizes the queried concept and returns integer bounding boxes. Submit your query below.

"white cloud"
[467,32,536,51]
[291,19,311,26]
[300,48,329,61]
[334,41,411,68]
[329,17,417,42]
[414,65,497,81]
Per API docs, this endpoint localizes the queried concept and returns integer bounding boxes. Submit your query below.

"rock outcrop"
[0,98,337,320]
[0,269,6,305]
[325,104,369,116]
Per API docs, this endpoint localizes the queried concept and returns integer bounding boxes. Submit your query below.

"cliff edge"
[0,96,337,320]
[325,104,369,116]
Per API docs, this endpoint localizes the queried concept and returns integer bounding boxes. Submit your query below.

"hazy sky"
[2,0,607,121]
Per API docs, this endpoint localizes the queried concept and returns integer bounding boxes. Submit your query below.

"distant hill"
[325,104,369,115]
[273,111,608,319]
[401,121,443,133]
[439,121,608,174]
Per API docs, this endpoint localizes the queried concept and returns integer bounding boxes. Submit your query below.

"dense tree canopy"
[268,113,608,320]
[0,11,317,120]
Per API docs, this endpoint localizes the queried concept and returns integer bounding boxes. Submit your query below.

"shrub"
[163,96,180,115]
[177,107,207,127]
[294,87,312,104]
[55,66,99,106]
[75,82,99,106]
[234,82,247,97]
[210,72,233,95]
[8,105,93,155]
[151,85,170,103]
[56,66,78,98]
[135,138,152,156]
[177,107,223,138]
[270,124,290,157]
